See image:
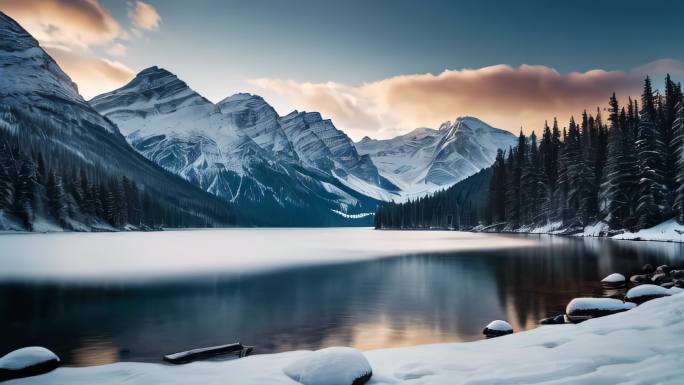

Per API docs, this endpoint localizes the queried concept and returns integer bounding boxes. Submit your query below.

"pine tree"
[673,97,684,223]
[635,77,668,229]
[46,169,67,225]
[13,160,37,230]
[0,162,14,212]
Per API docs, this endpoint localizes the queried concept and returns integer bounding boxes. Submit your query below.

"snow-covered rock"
[625,284,674,304]
[601,273,626,285]
[565,298,635,323]
[282,347,372,385]
[0,347,59,381]
[355,117,516,200]
[483,320,513,337]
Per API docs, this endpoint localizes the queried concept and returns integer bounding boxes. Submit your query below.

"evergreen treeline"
[0,107,236,231]
[376,76,684,232]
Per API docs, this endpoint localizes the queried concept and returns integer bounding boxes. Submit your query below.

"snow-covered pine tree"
[673,96,684,223]
[0,161,13,212]
[13,160,37,230]
[635,77,668,229]
[46,169,67,226]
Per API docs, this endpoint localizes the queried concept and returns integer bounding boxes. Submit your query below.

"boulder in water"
[625,284,673,304]
[483,320,513,337]
[601,273,626,286]
[565,298,635,323]
[283,347,372,385]
[630,274,651,284]
[641,264,655,274]
[0,347,60,381]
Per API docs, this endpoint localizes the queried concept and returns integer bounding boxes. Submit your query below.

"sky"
[2,0,684,140]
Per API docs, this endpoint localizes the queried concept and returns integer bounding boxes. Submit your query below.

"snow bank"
[10,294,684,385]
[610,219,684,242]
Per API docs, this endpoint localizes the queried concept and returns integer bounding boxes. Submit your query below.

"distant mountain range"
[356,117,516,199]
[0,11,516,229]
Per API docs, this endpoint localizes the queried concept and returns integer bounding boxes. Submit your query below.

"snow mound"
[625,284,674,304]
[601,273,626,284]
[0,346,59,381]
[483,320,513,337]
[565,298,635,322]
[283,347,372,385]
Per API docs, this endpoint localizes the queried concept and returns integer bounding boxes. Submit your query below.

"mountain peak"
[0,12,39,51]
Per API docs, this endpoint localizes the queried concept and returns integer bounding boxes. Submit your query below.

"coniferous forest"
[0,107,237,231]
[375,76,684,233]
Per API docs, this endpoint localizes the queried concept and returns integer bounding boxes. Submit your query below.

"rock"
[565,298,635,323]
[655,265,673,274]
[483,320,513,337]
[671,270,684,279]
[660,282,675,289]
[630,274,651,284]
[283,347,372,385]
[641,264,655,274]
[651,273,671,285]
[625,284,673,304]
[674,279,684,288]
[601,273,626,286]
[0,347,60,381]
[540,315,566,325]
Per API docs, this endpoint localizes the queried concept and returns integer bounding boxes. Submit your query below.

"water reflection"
[0,235,681,366]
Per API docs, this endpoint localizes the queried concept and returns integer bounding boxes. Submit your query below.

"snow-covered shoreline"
[8,293,684,385]
[471,218,684,243]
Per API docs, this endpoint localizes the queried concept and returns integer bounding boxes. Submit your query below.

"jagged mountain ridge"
[90,67,386,225]
[0,12,238,229]
[355,117,517,199]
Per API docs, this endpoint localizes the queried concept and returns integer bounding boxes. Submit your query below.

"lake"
[0,229,682,366]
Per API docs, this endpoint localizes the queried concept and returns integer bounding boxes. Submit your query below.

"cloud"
[2,0,121,49]
[106,43,127,57]
[128,1,161,31]
[46,47,135,99]
[251,61,682,140]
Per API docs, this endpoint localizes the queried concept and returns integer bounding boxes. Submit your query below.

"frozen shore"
[8,293,684,385]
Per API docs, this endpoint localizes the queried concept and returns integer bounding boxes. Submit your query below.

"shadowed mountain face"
[356,117,517,198]
[90,67,390,225]
[0,12,236,229]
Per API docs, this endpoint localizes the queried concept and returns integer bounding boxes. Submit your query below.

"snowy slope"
[356,117,516,199]
[0,12,236,228]
[12,293,684,384]
[90,68,385,225]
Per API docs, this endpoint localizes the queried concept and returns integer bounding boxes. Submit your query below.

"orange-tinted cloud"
[47,47,135,99]
[129,1,161,31]
[2,0,121,49]
[252,61,684,140]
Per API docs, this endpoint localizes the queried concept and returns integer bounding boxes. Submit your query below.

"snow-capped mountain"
[0,12,236,230]
[90,67,386,225]
[356,117,516,198]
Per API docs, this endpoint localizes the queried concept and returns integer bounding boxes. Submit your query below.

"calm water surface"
[0,229,682,366]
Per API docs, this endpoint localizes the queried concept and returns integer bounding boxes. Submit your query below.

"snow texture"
[612,219,684,242]
[8,293,684,385]
[282,347,371,385]
[0,347,59,371]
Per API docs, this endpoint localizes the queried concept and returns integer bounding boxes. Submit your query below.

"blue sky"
[3,0,684,138]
